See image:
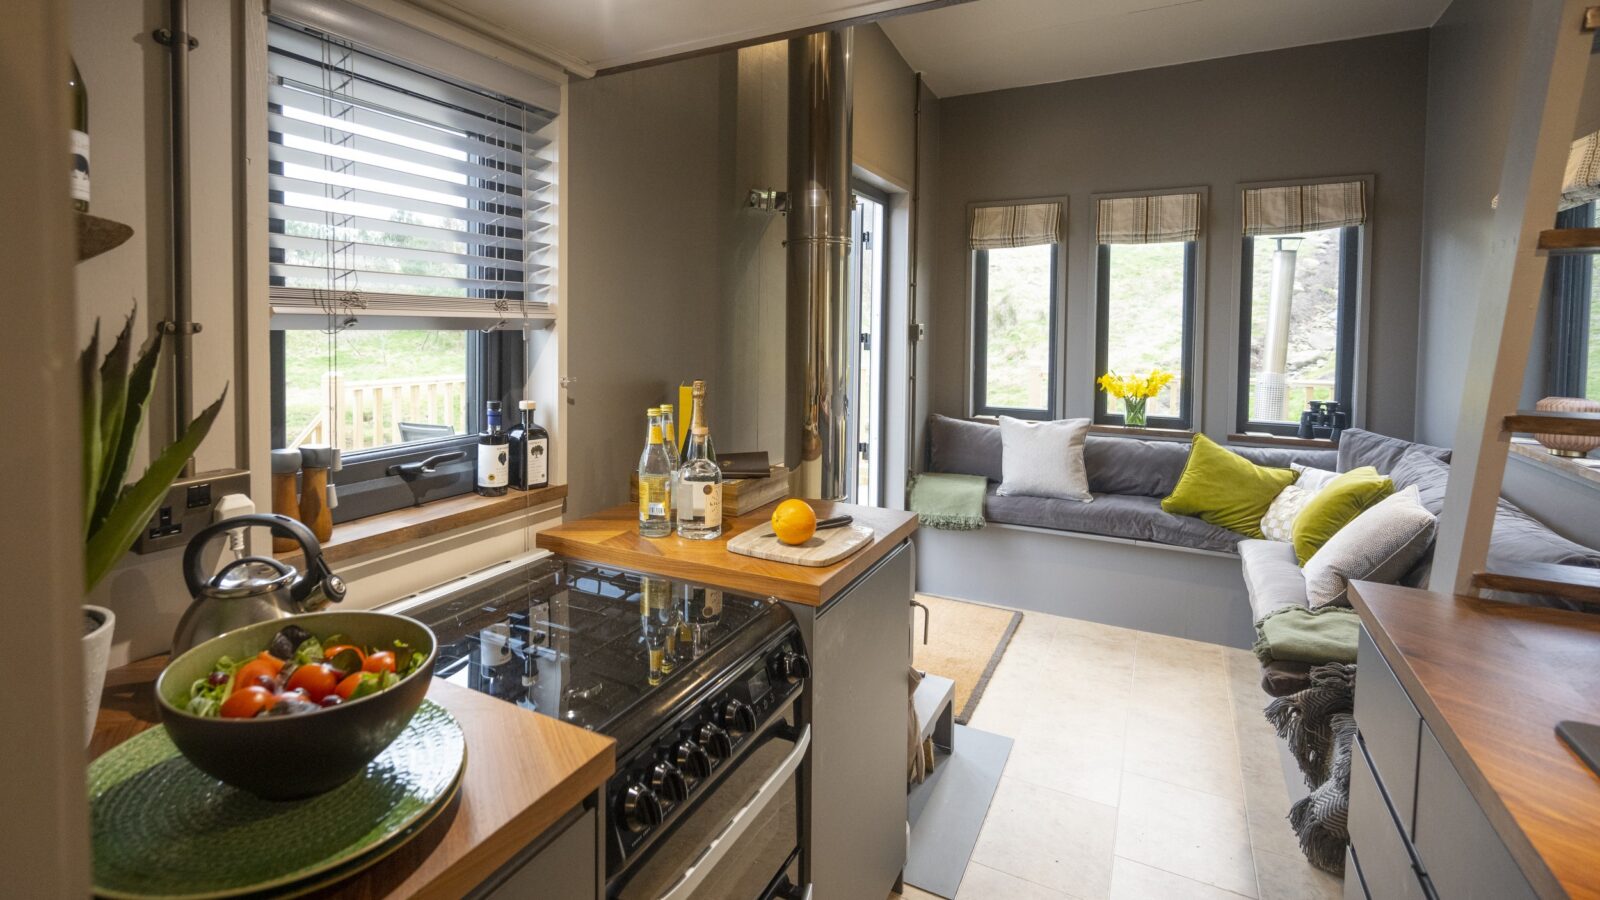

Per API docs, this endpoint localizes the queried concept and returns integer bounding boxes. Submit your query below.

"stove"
[388,552,809,892]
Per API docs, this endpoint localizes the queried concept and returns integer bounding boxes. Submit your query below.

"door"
[849,188,888,505]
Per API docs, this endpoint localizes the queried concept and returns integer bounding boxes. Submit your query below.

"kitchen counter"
[90,656,614,899]
[536,500,918,606]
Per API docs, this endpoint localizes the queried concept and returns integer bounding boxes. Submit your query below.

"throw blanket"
[909,473,987,530]
[1253,605,1360,666]
[1265,662,1357,875]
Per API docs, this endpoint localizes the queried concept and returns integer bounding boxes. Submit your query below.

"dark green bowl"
[156,611,437,801]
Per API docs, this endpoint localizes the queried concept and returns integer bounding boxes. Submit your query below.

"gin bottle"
[675,380,723,540]
[637,408,673,537]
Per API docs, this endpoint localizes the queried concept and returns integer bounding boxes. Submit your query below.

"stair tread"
[1539,228,1600,254]
[1505,410,1600,436]
[1473,562,1600,605]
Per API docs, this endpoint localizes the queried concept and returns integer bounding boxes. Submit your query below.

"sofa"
[917,415,1600,671]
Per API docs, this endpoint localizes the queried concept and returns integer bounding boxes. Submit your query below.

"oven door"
[613,704,810,900]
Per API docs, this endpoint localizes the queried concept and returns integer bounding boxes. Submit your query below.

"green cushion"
[1160,434,1296,539]
[1291,466,1394,564]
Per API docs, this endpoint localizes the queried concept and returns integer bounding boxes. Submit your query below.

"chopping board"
[726,523,875,567]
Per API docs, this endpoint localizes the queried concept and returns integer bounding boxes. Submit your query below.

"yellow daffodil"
[1096,369,1176,400]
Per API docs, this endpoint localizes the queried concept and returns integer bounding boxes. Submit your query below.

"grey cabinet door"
[481,807,599,900]
[1412,726,1537,900]
[1348,737,1428,900]
[1354,626,1422,835]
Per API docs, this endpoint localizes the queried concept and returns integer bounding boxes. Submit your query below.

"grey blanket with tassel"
[1264,662,1357,875]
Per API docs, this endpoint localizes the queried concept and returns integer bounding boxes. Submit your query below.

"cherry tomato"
[335,671,375,701]
[233,659,282,693]
[219,686,277,718]
[286,662,340,701]
[323,644,367,670]
[254,651,285,675]
[363,651,397,675]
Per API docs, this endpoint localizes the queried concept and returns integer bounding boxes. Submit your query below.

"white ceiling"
[880,0,1452,97]
[402,0,945,76]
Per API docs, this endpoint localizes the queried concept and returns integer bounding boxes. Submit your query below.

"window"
[850,187,888,504]
[970,202,1063,419]
[1547,201,1600,402]
[265,18,556,518]
[1236,181,1366,435]
[1094,192,1202,428]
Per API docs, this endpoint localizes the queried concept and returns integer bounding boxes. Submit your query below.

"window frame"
[1546,201,1594,399]
[1092,237,1202,431]
[1234,224,1361,436]
[968,199,1065,421]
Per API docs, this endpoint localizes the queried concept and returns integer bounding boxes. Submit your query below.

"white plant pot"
[82,604,115,747]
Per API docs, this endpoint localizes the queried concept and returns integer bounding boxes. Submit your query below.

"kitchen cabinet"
[477,804,603,900]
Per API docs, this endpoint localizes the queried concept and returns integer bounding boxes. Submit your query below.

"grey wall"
[926,31,1430,442]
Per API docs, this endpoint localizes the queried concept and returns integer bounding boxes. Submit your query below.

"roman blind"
[267,20,557,325]
[1242,181,1367,236]
[969,202,1063,249]
[1096,193,1201,244]
[1561,130,1600,210]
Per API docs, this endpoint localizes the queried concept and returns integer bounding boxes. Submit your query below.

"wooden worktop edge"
[1348,582,1567,900]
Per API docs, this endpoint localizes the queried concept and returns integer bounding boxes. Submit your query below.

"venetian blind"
[969,202,1063,250]
[1096,193,1201,244]
[267,21,557,325]
[1241,181,1367,237]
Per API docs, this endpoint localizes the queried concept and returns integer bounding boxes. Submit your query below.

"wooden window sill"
[1227,432,1337,449]
[1508,439,1600,490]
[277,484,567,569]
[1090,423,1193,441]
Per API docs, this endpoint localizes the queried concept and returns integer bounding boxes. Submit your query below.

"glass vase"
[1122,397,1148,428]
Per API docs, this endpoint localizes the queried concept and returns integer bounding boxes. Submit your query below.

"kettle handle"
[184,513,325,604]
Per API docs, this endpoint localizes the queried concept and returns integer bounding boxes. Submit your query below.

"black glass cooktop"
[404,555,783,752]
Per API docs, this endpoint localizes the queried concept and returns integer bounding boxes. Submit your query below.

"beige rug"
[911,593,1023,724]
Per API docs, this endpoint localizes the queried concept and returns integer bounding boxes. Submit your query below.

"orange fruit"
[771,499,817,545]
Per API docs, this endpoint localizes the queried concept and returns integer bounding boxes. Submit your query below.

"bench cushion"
[1338,427,1451,474]
[984,488,1244,553]
[1239,538,1309,621]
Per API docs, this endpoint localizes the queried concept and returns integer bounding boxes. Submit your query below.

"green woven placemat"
[90,700,464,899]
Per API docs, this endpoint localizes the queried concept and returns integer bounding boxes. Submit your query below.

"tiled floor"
[893,609,1342,900]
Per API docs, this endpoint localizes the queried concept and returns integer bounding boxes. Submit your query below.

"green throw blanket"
[908,473,987,530]
[1253,605,1361,665]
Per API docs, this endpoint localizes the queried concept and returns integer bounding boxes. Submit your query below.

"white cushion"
[1292,463,1339,491]
[996,416,1093,502]
[1258,465,1339,541]
[1304,485,1437,608]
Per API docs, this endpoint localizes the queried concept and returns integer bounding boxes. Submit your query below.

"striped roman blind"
[969,202,1063,250]
[1241,181,1367,236]
[267,20,557,325]
[1096,193,1201,244]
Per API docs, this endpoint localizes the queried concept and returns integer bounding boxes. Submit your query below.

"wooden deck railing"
[290,372,468,450]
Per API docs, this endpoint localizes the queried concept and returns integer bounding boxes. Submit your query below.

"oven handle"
[652,724,811,900]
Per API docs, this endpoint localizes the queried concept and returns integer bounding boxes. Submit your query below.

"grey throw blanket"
[1264,662,1357,875]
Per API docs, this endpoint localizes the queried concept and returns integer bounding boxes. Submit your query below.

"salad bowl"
[156,611,437,800]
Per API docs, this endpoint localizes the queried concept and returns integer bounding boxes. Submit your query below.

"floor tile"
[955,862,1074,900]
[969,776,1118,898]
[1109,857,1253,900]
[1006,715,1125,806]
[1122,712,1244,801]
[1114,773,1258,898]
[1252,849,1343,900]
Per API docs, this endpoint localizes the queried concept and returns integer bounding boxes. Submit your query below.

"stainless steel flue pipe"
[787,28,854,500]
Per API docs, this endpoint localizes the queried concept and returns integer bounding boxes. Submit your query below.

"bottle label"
[71,130,90,204]
[477,443,507,487]
[682,481,721,527]
[527,438,548,486]
[639,478,669,519]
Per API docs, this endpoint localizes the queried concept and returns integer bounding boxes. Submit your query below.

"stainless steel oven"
[613,696,809,900]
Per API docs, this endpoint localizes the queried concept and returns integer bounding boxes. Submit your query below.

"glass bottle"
[510,400,550,490]
[675,380,723,540]
[476,401,508,497]
[659,403,681,471]
[70,59,90,212]
[637,408,673,537]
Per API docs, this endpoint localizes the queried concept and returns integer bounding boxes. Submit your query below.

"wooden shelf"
[1537,227,1600,255]
[1504,410,1600,436]
[1226,432,1338,449]
[77,212,133,261]
[1089,423,1192,441]
[1472,561,1600,606]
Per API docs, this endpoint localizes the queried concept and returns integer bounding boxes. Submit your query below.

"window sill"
[277,484,568,570]
[1508,439,1600,490]
[1090,424,1194,441]
[1227,432,1337,450]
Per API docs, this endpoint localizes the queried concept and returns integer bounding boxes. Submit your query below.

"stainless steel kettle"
[171,513,348,654]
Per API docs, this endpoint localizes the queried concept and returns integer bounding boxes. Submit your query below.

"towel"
[1252,605,1360,666]
[909,473,987,530]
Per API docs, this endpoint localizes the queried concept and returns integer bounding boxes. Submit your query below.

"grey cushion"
[997,416,1092,501]
[1239,539,1309,621]
[983,488,1244,553]
[926,414,1002,481]
[1233,445,1340,471]
[1388,447,1451,514]
[1337,428,1450,474]
[1303,486,1437,607]
[1082,435,1190,496]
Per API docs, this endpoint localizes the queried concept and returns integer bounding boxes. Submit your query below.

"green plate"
[90,700,465,900]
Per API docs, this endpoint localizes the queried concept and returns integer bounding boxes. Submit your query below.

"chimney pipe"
[787,28,854,500]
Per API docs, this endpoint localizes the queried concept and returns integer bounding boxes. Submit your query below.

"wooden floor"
[890,609,1339,899]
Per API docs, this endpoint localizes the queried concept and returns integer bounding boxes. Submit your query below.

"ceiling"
[879,0,1452,97]
[402,0,949,76]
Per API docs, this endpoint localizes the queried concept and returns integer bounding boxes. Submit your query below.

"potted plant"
[1097,368,1175,428]
[81,309,225,743]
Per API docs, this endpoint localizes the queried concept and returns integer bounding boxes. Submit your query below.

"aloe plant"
[82,309,227,592]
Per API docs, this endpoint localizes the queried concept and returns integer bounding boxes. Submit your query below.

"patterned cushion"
[1260,465,1338,542]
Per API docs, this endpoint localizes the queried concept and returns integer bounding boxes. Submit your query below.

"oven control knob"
[651,759,689,803]
[675,740,712,780]
[622,783,665,833]
[699,722,734,760]
[721,698,758,736]
[772,648,811,685]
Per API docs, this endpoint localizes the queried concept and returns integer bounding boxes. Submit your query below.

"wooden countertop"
[90,657,614,900]
[1350,582,1600,900]
[537,501,918,606]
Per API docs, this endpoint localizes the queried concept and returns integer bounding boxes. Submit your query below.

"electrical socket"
[132,469,253,555]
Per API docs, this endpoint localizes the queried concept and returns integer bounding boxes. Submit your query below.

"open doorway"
[850,186,888,505]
